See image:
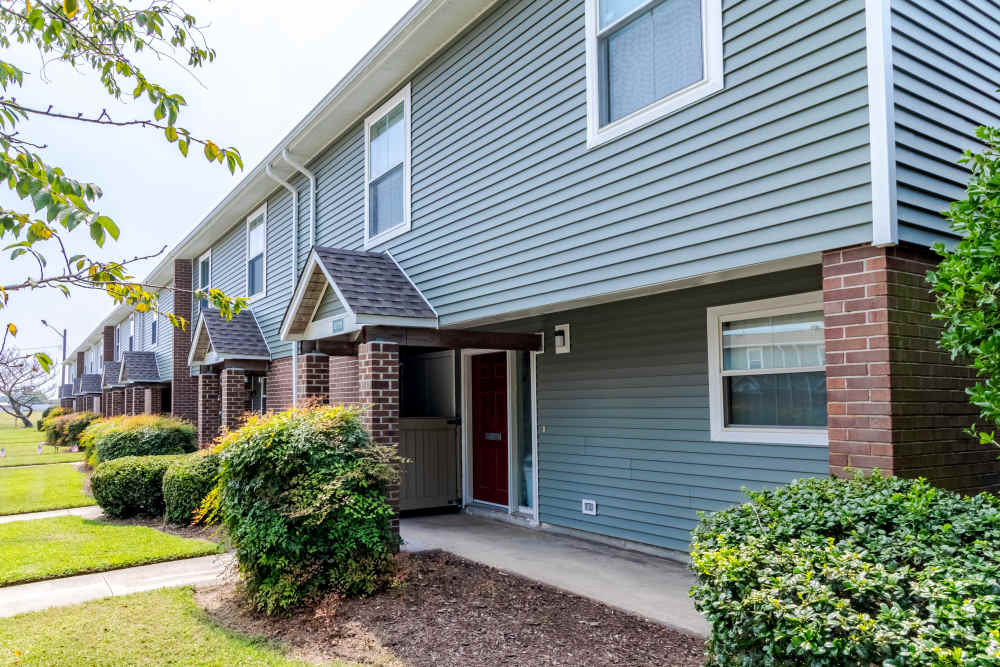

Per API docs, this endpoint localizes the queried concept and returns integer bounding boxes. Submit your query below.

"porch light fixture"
[554,324,570,354]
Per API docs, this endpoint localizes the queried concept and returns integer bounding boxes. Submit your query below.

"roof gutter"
[281,150,317,248]
[265,162,300,406]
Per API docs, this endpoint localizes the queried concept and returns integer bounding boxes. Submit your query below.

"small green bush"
[213,405,401,614]
[91,455,183,519]
[85,415,196,465]
[163,451,219,525]
[690,472,1000,666]
[37,406,67,431]
[44,412,98,448]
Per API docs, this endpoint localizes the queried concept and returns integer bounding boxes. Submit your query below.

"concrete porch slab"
[400,513,708,636]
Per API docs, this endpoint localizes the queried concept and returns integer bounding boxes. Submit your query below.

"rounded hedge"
[690,472,1000,666]
[37,405,67,431]
[85,415,197,465]
[163,451,219,525]
[44,411,98,448]
[214,406,401,614]
[91,455,183,518]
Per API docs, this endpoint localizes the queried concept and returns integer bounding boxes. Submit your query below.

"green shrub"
[85,415,196,465]
[163,451,219,525]
[213,405,401,614]
[37,406,67,431]
[43,412,98,448]
[690,472,1000,666]
[90,455,183,518]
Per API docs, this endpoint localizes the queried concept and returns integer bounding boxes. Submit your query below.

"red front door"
[472,352,508,505]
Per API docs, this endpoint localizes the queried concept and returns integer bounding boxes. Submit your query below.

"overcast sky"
[0,0,414,378]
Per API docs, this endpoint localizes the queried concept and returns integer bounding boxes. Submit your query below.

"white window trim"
[198,250,212,292]
[363,83,412,249]
[584,0,724,149]
[245,203,268,301]
[706,291,827,447]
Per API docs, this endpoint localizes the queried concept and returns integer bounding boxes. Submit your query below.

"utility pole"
[40,320,67,387]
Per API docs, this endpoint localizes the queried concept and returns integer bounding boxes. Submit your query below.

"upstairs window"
[151,316,158,345]
[128,315,135,352]
[585,0,723,147]
[198,250,211,309]
[246,205,267,299]
[364,84,411,248]
[113,327,119,360]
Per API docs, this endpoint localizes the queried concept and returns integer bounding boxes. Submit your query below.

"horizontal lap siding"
[891,0,1000,246]
[156,288,174,381]
[497,267,828,553]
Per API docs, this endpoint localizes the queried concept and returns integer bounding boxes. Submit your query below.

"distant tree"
[928,125,1000,447]
[0,1,247,371]
[0,341,52,427]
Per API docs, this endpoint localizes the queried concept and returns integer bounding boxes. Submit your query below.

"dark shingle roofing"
[103,361,123,388]
[59,383,73,399]
[79,374,103,395]
[314,247,436,319]
[72,377,82,395]
[200,308,270,359]
[119,351,161,383]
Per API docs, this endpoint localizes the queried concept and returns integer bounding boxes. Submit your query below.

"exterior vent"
[581,499,597,516]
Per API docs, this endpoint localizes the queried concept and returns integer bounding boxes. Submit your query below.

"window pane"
[606,12,655,122]
[248,215,265,256]
[248,255,264,296]
[369,103,404,180]
[370,163,404,236]
[725,371,827,428]
[199,258,210,289]
[600,0,646,28]
[723,311,824,372]
[652,0,703,97]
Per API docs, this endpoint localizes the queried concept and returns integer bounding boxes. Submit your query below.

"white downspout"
[265,163,299,406]
[281,149,317,249]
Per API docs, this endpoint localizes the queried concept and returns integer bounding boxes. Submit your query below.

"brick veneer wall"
[172,259,198,424]
[220,368,248,431]
[110,389,124,416]
[266,356,294,412]
[60,397,74,410]
[76,351,84,377]
[330,356,360,406]
[198,372,221,446]
[101,390,111,416]
[823,243,1000,493]
[103,325,115,362]
[358,342,400,533]
[297,353,330,405]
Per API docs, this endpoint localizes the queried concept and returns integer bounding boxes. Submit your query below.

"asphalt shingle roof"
[200,309,270,359]
[72,377,82,395]
[102,361,123,388]
[119,351,161,383]
[313,247,436,319]
[59,383,73,399]
[79,374,102,395]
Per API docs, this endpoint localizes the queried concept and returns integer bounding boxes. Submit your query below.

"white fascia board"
[865,0,898,247]
[186,314,211,367]
[279,251,357,341]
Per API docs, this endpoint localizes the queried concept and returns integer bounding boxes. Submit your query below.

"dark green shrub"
[44,411,98,448]
[214,405,401,614]
[690,472,1000,666]
[91,455,182,518]
[163,451,219,525]
[88,415,196,464]
[37,405,67,431]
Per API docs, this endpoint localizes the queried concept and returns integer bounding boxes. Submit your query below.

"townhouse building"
[64,0,1000,555]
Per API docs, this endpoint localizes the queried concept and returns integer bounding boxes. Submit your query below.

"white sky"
[0,0,415,378]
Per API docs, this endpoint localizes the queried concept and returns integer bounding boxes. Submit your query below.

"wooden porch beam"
[312,340,359,356]
[360,326,542,351]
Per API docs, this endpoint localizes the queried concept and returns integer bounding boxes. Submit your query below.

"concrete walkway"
[0,505,101,524]
[400,513,708,636]
[0,554,235,617]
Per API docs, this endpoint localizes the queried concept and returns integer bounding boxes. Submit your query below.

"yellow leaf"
[63,0,78,19]
[7,323,16,336]
[135,303,149,313]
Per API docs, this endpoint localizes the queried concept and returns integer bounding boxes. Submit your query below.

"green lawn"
[0,516,222,586]
[0,413,84,468]
[0,464,94,515]
[0,587,324,666]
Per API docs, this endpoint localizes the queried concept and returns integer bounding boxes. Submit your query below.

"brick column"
[60,398,74,410]
[198,372,221,446]
[358,342,400,534]
[823,243,1000,493]
[103,325,115,362]
[330,356,360,406]
[111,389,124,416]
[171,259,198,424]
[296,351,330,406]
[266,357,294,412]
[76,351,84,378]
[220,368,248,431]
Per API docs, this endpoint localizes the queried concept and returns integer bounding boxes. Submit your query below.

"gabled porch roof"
[280,247,437,341]
[188,308,270,367]
[118,351,162,384]
[77,374,103,396]
[102,361,123,389]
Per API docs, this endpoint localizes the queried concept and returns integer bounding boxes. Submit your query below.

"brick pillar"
[823,243,1000,493]
[111,389,124,416]
[358,342,400,534]
[220,368,248,431]
[266,356,294,412]
[296,351,330,406]
[60,398,74,410]
[103,325,115,362]
[76,351,84,378]
[198,372,221,445]
[171,259,198,424]
[330,356,360,406]
[101,390,110,416]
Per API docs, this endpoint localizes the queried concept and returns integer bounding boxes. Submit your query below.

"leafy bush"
[212,405,401,614]
[37,406,67,431]
[43,412,98,448]
[163,451,219,525]
[83,415,196,465]
[690,472,1000,666]
[91,455,183,518]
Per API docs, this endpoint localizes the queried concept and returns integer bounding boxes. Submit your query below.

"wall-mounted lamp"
[554,323,571,354]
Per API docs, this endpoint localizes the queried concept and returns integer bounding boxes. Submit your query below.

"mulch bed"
[196,550,706,666]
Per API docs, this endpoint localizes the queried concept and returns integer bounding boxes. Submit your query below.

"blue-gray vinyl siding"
[156,288,174,381]
[499,267,827,553]
[891,0,1000,246]
[313,286,346,322]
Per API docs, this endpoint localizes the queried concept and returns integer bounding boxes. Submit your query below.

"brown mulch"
[195,550,706,667]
